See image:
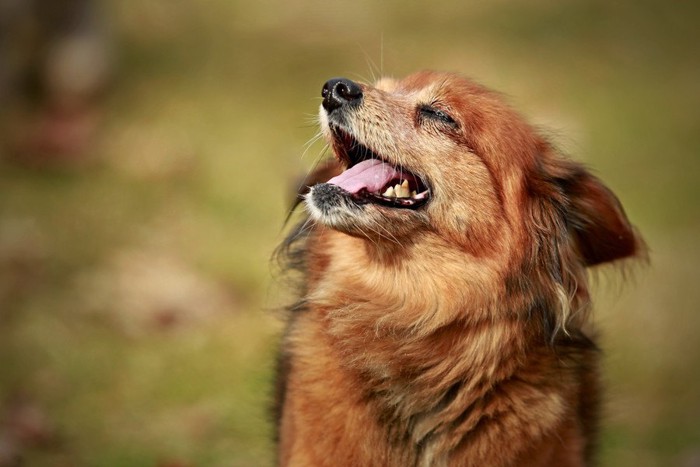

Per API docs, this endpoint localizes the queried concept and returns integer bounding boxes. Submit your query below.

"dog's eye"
[418,105,458,128]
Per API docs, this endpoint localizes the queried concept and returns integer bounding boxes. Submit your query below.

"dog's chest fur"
[277,228,598,467]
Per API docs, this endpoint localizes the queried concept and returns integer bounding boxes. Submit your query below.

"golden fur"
[274,71,641,466]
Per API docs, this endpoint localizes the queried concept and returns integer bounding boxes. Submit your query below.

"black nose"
[322,78,362,112]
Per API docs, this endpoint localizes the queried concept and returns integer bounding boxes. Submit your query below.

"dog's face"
[306,71,536,248]
[305,71,638,268]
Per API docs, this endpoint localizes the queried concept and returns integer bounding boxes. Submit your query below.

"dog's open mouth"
[327,128,430,209]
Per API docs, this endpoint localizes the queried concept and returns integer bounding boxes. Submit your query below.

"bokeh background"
[0,1,698,466]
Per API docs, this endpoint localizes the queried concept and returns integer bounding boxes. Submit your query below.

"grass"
[1,1,698,465]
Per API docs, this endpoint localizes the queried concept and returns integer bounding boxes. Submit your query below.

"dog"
[274,71,642,466]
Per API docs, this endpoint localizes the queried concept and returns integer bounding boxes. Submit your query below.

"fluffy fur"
[274,71,642,467]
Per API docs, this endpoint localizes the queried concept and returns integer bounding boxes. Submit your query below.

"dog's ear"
[560,168,640,266]
[539,156,641,267]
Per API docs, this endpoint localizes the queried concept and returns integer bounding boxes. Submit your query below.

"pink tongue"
[327,159,401,194]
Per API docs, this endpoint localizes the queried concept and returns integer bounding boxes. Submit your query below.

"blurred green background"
[0,1,698,466]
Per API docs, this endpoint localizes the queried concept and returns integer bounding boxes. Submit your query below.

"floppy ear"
[557,164,640,266]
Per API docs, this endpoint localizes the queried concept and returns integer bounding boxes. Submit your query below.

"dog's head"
[305,71,639,269]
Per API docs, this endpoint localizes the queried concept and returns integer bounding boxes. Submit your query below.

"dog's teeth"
[395,180,411,198]
[382,180,413,198]
[411,190,417,198]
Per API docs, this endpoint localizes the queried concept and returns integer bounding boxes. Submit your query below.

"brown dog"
[275,71,641,466]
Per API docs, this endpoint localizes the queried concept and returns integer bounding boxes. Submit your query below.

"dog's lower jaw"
[305,184,361,229]
[305,184,429,243]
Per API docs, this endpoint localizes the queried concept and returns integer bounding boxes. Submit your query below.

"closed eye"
[418,105,458,128]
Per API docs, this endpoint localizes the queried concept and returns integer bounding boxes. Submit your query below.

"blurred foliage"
[0,0,698,466]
